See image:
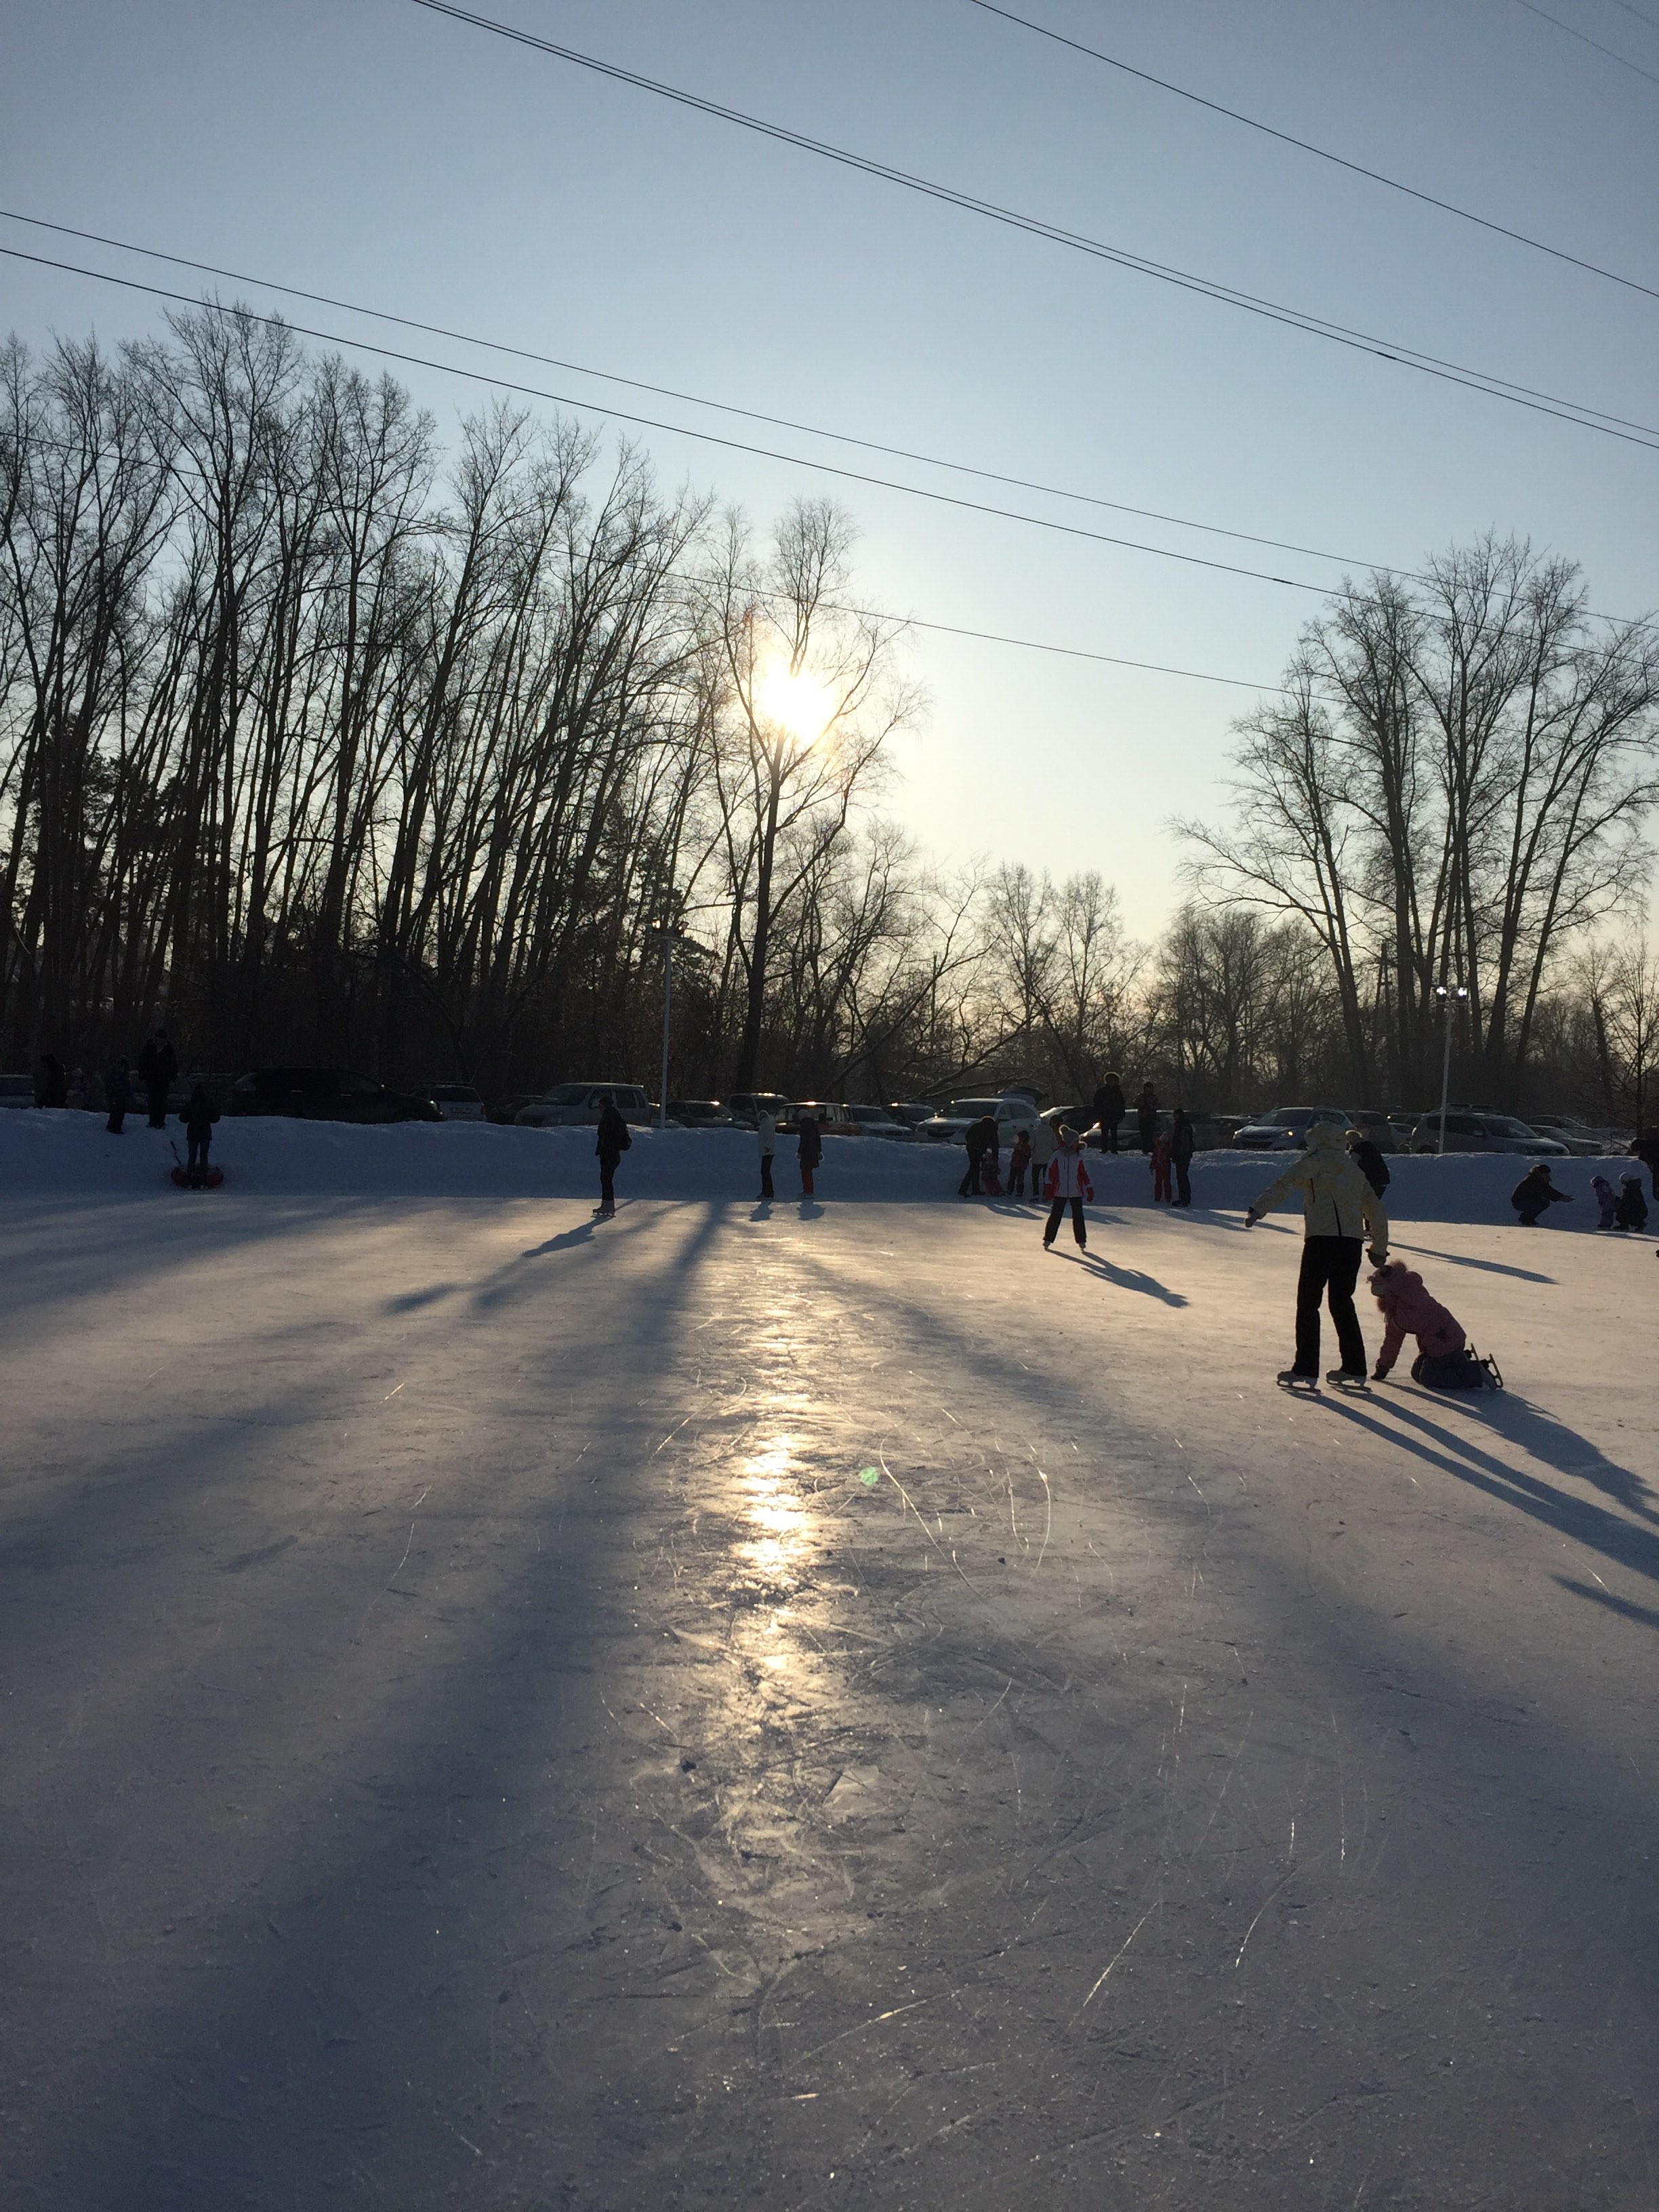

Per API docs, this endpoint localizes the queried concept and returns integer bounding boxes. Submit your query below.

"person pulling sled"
[1245,1120,1388,1391]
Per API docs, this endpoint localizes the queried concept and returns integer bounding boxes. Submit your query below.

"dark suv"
[228,1069,443,1122]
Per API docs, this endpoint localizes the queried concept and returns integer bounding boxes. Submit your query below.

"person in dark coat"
[1511,1163,1572,1227]
[1615,1173,1650,1232]
[105,1058,132,1134]
[1349,1132,1391,1200]
[34,1053,67,1109]
[797,1109,823,1198]
[958,1113,998,1196]
[1092,1073,1125,1153]
[1633,1130,1659,1207]
[138,1028,178,1128]
[1134,1082,1158,1154]
[1171,1106,1196,1206]
[595,1094,631,1215]
[182,1082,220,1181]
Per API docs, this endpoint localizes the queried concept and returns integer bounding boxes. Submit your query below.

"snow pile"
[0,1108,1645,1228]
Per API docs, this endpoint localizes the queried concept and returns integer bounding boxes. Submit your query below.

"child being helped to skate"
[1369,1260,1504,1391]
[1244,1120,1388,1390]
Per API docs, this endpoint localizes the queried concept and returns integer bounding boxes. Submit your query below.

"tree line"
[3,310,1654,1122]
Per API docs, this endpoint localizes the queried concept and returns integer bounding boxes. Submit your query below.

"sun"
[757,662,834,747]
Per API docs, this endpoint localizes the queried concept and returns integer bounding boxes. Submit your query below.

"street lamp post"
[1433,983,1469,1155]
[649,922,691,1132]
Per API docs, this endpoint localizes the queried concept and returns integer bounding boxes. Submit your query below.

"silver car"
[1231,1107,1355,1151]
[1410,1110,1569,1156]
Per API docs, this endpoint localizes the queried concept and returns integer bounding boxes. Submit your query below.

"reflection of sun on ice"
[739,1433,809,1587]
[757,661,834,747]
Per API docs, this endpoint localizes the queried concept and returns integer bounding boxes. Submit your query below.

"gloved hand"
[1366,1243,1387,1267]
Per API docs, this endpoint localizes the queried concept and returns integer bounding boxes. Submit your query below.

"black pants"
[106,1107,126,1133]
[187,1134,211,1170]
[1138,1120,1153,1154]
[599,1156,618,1206]
[960,1152,984,1195]
[1044,1197,1086,1247]
[1516,1208,1542,1227]
[1294,1235,1365,1375]
[146,1083,168,1128]
[1175,1158,1191,1206]
[1008,1163,1027,1195]
[1103,1122,1119,1153]
[759,1153,774,1198]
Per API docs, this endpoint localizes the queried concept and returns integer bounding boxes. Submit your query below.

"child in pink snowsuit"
[1368,1261,1467,1383]
[1151,1129,1173,1202]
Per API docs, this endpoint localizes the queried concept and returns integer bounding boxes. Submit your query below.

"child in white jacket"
[1042,1127,1094,1250]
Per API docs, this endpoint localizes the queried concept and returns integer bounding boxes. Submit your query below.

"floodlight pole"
[1434,983,1469,1155]
[651,922,691,1131]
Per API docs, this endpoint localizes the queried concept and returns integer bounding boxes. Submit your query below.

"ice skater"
[1244,1120,1389,1391]
[797,1109,821,1198]
[958,1112,998,1197]
[595,1094,630,1216]
[180,1083,220,1185]
[1369,1261,1470,1387]
[756,1106,777,1200]
[1511,1163,1572,1227]
[1151,1125,1173,1203]
[1616,1172,1650,1232]
[1042,1125,1093,1251]
[1171,1106,1195,1207]
[1007,1129,1032,1197]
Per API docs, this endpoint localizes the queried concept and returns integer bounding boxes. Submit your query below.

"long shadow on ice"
[1317,1393,1659,1586]
[1054,1248,1189,1307]
[1391,1239,1554,1284]
[1392,1387,1658,1525]
[1557,1576,1659,1632]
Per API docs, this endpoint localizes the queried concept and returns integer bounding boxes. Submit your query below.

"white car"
[515,1082,653,1128]
[920,1095,1042,1147]
[843,1105,914,1141]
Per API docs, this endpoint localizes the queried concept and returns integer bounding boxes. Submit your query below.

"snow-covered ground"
[1,1127,1656,2206]
[1,1105,1646,1225]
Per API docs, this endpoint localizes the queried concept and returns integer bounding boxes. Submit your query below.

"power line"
[0,249,1299,699]
[1507,0,1659,83]
[967,0,1659,304]
[1601,0,1659,36]
[400,0,1659,451]
[0,206,1429,584]
[0,241,1368,596]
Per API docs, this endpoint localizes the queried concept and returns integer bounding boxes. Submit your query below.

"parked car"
[1524,1115,1608,1155]
[792,1101,859,1136]
[426,1083,487,1122]
[228,1068,443,1122]
[884,1102,939,1130]
[166,1072,237,1113]
[0,1073,36,1109]
[844,1104,914,1139]
[1349,1109,1399,1154]
[1042,1102,1102,1143]
[726,1092,797,1129]
[1231,1107,1356,1150]
[922,1095,1044,1147]
[666,1099,734,1128]
[1410,1110,1569,1156]
[514,1082,653,1128]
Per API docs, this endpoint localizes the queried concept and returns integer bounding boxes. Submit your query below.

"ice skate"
[1277,1369,1319,1393]
[1326,1366,1370,1392]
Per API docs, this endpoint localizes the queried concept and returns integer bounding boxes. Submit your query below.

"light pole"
[648,922,692,1131]
[1433,982,1469,1155]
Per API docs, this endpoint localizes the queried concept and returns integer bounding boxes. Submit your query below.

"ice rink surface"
[2,1161,1656,2207]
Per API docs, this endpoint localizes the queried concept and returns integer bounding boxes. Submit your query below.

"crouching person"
[1369,1261,1467,1385]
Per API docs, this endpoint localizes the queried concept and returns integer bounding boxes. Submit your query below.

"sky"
[3,0,1656,941]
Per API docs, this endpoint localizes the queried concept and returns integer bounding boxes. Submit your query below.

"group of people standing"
[39,1027,222,1176]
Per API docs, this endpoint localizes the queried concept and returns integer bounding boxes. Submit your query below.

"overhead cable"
[0,206,1429,583]
[399,0,1659,451]
[967,0,1659,304]
[1507,0,1659,83]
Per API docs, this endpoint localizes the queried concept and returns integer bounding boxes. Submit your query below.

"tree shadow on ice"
[4,1204,735,2209]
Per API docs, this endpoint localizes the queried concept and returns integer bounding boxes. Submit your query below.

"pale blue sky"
[3,0,1656,935]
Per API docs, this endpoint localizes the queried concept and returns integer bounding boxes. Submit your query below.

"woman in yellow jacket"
[1245,1121,1389,1389]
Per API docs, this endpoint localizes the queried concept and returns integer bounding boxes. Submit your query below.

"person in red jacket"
[1151,1126,1173,1203]
[1368,1261,1467,1384]
[1042,1126,1094,1250]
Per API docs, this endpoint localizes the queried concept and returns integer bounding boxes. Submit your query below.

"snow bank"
[0,1108,1645,1227]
